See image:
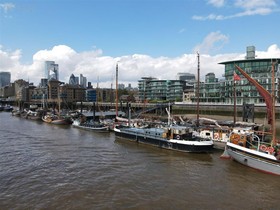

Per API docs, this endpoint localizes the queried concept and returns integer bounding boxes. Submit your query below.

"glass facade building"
[176,72,195,81]
[190,46,280,105]
[197,72,221,103]
[80,74,87,88]
[219,58,280,105]
[138,77,186,102]
[45,61,59,81]
[69,74,79,85]
[0,72,11,87]
[86,89,97,102]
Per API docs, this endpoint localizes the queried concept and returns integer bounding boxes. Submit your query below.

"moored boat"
[42,114,72,125]
[114,124,214,153]
[11,109,21,116]
[22,109,44,120]
[72,118,109,132]
[222,63,280,175]
[199,126,230,150]
[3,105,13,112]
[225,131,280,175]
[199,122,262,150]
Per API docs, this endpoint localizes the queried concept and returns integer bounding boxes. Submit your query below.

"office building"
[45,61,59,80]
[176,72,196,81]
[197,72,220,103]
[86,89,97,102]
[60,84,86,103]
[219,46,280,105]
[192,46,280,104]
[0,72,11,87]
[80,74,87,88]
[40,78,48,88]
[69,74,79,85]
[14,79,29,101]
[138,77,186,102]
[118,84,125,90]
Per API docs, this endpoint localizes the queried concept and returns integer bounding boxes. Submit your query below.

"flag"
[233,71,241,81]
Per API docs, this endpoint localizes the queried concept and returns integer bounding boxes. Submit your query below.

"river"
[0,112,279,209]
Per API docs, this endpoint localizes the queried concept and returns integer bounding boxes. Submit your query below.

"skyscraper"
[0,72,11,87]
[69,74,79,85]
[45,61,59,80]
[80,74,87,88]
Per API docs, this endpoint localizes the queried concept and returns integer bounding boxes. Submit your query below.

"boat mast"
[271,61,276,145]
[96,76,99,108]
[196,52,200,127]
[58,85,61,117]
[128,103,131,127]
[42,93,45,110]
[115,62,119,117]
[110,81,113,106]
[93,102,96,121]
[233,75,237,124]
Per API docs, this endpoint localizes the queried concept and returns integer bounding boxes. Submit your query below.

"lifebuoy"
[267,147,274,154]
[260,144,267,152]
[230,133,240,144]
[214,133,219,139]
[259,145,274,154]
[176,135,180,140]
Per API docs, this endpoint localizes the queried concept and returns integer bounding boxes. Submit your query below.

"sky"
[1,0,280,88]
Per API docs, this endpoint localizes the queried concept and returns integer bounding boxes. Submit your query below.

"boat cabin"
[162,126,195,140]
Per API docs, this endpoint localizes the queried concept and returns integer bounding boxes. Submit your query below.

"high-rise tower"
[0,72,11,87]
[45,61,59,80]
[80,74,87,88]
[69,74,79,85]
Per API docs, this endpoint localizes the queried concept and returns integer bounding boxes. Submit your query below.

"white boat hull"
[72,120,109,132]
[227,142,280,175]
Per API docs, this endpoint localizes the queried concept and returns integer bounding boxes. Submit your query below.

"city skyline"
[1,0,280,88]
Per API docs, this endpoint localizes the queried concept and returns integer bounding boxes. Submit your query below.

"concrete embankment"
[172,103,280,120]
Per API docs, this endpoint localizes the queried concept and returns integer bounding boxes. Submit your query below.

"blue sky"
[1,0,280,87]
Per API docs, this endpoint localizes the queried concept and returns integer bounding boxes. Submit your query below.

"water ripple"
[0,112,280,209]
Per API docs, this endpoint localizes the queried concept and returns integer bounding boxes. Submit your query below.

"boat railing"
[237,133,279,156]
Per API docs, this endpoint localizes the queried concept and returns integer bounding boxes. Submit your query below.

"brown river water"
[0,112,279,210]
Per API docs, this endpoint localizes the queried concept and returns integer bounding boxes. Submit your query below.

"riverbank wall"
[172,103,280,120]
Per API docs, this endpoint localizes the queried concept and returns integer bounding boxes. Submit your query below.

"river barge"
[114,125,214,153]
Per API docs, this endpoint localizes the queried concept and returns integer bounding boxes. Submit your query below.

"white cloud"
[208,0,225,8]
[193,0,278,20]
[234,0,276,10]
[0,48,21,71]
[1,44,280,88]
[193,31,229,54]
[192,14,225,21]
[0,2,15,18]
[0,3,15,13]
[33,45,77,61]
[255,44,280,58]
